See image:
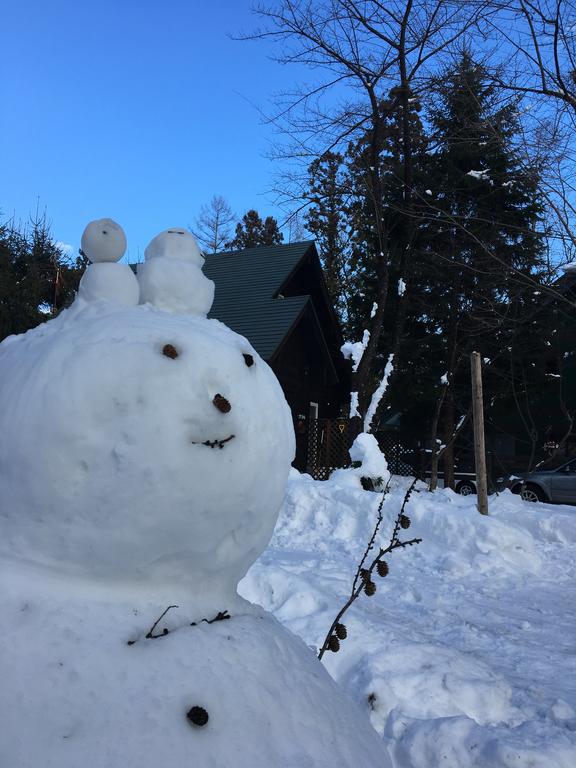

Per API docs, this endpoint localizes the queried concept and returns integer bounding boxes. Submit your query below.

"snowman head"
[81,218,127,263]
[0,302,295,601]
[145,228,204,266]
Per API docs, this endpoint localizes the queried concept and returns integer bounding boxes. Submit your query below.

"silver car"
[510,458,576,504]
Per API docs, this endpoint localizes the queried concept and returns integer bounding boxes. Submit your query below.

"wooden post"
[470,352,489,515]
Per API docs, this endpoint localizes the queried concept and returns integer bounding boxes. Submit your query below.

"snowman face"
[144,228,204,265]
[81,218,127,263]
[0,304,295,591]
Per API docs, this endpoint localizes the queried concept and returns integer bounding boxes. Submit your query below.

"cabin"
[203,241,350,470]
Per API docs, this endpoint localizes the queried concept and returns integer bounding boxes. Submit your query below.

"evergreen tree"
[227,209,284,249]
[0,215,85,342]
[413,52,547,484]
[300,57,548,470]
[344,89,430,345]
[304,152,350,316]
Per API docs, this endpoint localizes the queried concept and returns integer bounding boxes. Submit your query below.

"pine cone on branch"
[364,580,377,597]
[335,623,347,640]
[328,635,341,652]
[377,560,389,578]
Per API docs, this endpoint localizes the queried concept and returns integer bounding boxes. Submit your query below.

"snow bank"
[340,642,517,729]
[265,473,542,578]
[241,473,576,768]
[406,488,543,577]
[389,713,576,768]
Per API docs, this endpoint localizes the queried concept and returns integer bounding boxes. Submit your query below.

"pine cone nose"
[213,394,231,413]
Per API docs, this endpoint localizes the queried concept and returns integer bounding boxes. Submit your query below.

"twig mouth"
[191,434,236,450]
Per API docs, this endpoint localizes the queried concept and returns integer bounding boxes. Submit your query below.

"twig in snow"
[190,610,231,626]
[126,605,180,644]
[145,605,179,639]
[127,607,232,645]
[191,435,235,449]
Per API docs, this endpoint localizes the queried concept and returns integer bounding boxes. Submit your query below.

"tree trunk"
[428,387,447,491]
[443,388,456,490]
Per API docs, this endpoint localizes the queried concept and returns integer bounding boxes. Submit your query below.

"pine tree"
[227,209,284,249]
[302,89,433,423]
[333,87,431,432]
[415,52,547,485]
[0,215,85,343]
[305,152,349,316]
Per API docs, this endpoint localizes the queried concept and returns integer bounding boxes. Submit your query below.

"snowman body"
[0,222,391,768]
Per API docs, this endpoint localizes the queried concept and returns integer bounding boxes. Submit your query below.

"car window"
[561,460,576,473]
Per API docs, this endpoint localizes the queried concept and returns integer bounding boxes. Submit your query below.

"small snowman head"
[145,228,204,266]
[81,218,127,263]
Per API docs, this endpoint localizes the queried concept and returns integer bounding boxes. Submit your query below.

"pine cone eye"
[186,706,209,727]
[243,353,254,367]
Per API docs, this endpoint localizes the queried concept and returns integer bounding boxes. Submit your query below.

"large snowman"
[0,220,391,768]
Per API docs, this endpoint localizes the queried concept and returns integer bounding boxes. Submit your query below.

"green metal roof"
[203,241,315,360]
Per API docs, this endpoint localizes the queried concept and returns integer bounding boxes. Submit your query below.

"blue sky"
[1,1,302,260]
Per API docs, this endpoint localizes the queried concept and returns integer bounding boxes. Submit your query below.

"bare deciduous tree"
[193,195,236,253]
[489,0,576,113]
[486,0,576,267]
[245,1,491,430]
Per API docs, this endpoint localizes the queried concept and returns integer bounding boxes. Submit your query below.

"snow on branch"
[467,169,490,181]
[364,354,394,433]
[341,329,370,373]
[349,391,360,419]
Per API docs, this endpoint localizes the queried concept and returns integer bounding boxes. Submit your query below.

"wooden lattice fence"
[306,418,350,480]
[306,419,418,480]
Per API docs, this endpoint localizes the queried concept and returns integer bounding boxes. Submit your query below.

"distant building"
[203,241,350,470]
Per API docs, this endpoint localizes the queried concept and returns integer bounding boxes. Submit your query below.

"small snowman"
[78,218,140,305]
[0,221,391,768]
[137,227,214,315]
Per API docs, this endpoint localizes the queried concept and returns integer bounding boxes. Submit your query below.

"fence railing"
[306,418,418,481]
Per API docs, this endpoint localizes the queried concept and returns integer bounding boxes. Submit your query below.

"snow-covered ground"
[241,471,576,768]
